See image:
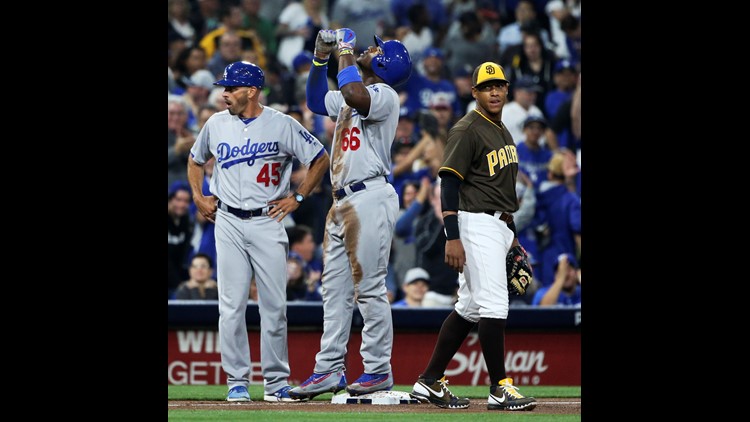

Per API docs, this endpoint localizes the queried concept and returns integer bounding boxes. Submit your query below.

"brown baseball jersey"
[439,109,520,213]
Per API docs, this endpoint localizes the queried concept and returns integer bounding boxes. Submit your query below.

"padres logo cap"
[472,62,509,88]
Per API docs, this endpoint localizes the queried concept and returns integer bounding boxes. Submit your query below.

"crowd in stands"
[168,0,581,307]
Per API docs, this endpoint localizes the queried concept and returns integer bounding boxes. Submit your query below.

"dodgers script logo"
[217,139,279,169]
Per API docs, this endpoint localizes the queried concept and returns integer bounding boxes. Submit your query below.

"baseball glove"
[506,245,533,295]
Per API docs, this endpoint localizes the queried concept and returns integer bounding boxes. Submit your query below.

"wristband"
[337,65,362,89]
[312,57,329,67]
[444,214,460,240]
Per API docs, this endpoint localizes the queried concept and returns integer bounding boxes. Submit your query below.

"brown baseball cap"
[472,62,510,88]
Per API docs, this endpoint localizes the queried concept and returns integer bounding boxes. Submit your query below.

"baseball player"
[409,62,537,411]
[187,61,331,402]
[288,29,412,399]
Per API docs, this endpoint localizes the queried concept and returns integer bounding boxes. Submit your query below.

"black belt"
[333,176,388,200]
[218,200,266,219]
[484,210,514,224]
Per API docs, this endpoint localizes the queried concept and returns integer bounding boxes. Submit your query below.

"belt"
[333,176,388,200]
[484,210,514,224]
[218,200,266,219]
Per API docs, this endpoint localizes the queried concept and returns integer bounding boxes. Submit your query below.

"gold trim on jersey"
[473,109,506,131]
[438,166,464,180]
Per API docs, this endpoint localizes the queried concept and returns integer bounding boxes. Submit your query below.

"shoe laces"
[501,382,524,399]
[438,376,456,398]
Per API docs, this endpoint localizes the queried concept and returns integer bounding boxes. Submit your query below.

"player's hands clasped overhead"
[336,28,356,51]
[315,29,337,56]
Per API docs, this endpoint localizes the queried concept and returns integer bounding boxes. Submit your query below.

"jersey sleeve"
[324,91,344,118]
[439,128,476,180]
[360,84,397,122]
[281,115,326,166]
[190,120,212,165]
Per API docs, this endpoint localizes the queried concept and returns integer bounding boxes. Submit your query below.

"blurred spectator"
[168,32,188,71]
[392,267,430,307]
[389,133,433,198]
[276,0,329,71]
[500,76,557,149]
[560,14,581,64]
[190,157,218,278]
[415,182,458,306]
[181,69,215,131]
[395,4,433,64]
[393,177,431,285]
[206,32,243,78]
[443,11,498,78]
[171,46,209,93]
[505,31,557,110]
[391,0,449,45]
[197,104,218,129]
[169,0,197,48]
[403,47,461,119]
[241,0,278,56]
[512,169,539,305]
[208,86,229,111]
[452,63,475,115]
[168,182,194,297]
[168,97,195,190]
[286,254,322,301]
[426,93,455,139]
[544,59,578,119]
[497,0,551,56]
[199,4,268,70]
[549,72,580,152]
[516,115,553,189]
[175,253,218,300]
[532,253,580,306]
[189,0,221,40]
[287,225,323,278]
[332,0,394,48]
[545,0,573,60]
[534,152,581,286]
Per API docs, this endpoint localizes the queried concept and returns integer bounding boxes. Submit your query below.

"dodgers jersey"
[190,107,325,210]
[323,83,399,190]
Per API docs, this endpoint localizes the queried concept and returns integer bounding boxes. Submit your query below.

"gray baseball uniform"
[190,106,325,394]
[313,83,399,375]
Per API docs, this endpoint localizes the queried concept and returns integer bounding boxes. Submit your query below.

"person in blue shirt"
[532,253,580,306]
[392,267,430,307]
[516,115,553,189]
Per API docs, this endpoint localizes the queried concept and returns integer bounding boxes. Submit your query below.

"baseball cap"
[423,47,444,60]
[185,69,216,90]
[513,76,543,93]
[168,180,191,200]
[555,253,578,270]
[292,51,314,72]
[523,115,547,129]
[404,268,430,285]
[554,59,577,73]
[472,62,509,88]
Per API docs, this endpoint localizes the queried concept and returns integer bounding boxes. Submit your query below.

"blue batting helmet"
[372,36,412,87]
[214,61,265,88]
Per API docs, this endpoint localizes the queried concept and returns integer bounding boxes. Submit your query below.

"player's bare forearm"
[296,150,331,197]
[187,156,216,222]
[268,150,330,223]
[445,239,466,273]
[338,54,371,114]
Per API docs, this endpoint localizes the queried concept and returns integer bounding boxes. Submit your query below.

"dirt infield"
[168,397,580,414]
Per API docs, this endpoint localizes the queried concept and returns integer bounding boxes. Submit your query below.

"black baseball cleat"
[410,376,470,409]
[487,377,537,411]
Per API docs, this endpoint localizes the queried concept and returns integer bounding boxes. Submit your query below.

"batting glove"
[336,28,356,56]
[315,29,337,58]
